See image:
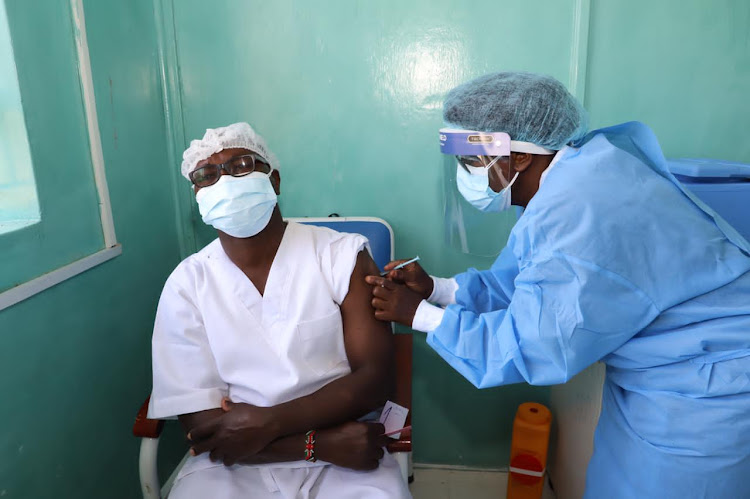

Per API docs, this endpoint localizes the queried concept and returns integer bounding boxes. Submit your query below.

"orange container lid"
[516,402,551,426]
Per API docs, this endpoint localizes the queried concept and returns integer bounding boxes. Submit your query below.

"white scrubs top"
[148,222,410,498]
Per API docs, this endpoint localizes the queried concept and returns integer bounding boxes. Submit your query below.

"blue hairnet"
[443,72,589,150]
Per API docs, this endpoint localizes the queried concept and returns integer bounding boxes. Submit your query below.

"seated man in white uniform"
[148,122,410,499]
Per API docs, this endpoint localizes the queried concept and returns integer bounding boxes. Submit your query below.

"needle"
[380,256,420,277]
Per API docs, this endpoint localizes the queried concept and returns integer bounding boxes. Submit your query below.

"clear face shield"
[440,128,519,257]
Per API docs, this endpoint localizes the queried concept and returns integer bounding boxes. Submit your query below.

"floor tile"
[409,468,556,499]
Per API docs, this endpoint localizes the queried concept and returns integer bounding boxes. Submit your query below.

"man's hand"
[380,259,433,299]
[188,398,280,466]
[365,276,424,327]
[316,422,390,471]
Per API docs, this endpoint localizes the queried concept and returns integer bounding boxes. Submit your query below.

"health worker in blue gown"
[366,72,750,498]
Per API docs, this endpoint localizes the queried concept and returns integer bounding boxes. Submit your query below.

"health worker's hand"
[365,276,423,327]
[188,398,280,466]
[316,422,390,471]
[381,259,433,299]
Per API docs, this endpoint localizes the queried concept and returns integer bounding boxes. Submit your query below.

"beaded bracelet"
[304,430,317,462]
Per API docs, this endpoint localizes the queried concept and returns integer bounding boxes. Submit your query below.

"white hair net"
[181,122,280,180]
[443,72,588,151]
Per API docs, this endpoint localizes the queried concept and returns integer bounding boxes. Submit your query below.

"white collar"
[539,147,569,187]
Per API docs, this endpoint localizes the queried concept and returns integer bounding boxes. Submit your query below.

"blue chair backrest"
[287,217,394,271]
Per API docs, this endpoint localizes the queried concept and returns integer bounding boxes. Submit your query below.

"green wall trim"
[70,0,118,249]
[153,0,196,259]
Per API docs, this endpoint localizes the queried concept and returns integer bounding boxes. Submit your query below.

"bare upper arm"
[339,250,395,375]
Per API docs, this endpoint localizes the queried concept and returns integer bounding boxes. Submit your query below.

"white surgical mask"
[456,159,519,212]
[195,172,277,238]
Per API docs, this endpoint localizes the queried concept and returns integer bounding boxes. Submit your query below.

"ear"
[270,170,281,195]
[511,152,534,172]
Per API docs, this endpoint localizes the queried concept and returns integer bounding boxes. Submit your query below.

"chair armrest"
[387,334,412,454]
[133,395,165,438]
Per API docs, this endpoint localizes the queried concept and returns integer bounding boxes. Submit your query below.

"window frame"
[0,0,120,311]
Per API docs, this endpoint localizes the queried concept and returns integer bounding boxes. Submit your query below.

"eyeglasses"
[189,153,272,187]
[457,155,487,170]
[457,155,505,172]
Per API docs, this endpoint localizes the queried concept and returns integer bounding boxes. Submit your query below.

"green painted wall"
[167,0,750,468]
[170,0,581,467]
[585,0,750,163]
[0,0,180,497]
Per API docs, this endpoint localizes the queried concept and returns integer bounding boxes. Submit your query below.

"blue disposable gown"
[428,122,750,498]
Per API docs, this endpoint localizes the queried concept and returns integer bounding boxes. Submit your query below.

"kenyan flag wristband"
[304,430,317,462]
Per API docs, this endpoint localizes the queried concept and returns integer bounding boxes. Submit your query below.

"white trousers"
[170,452,411,499]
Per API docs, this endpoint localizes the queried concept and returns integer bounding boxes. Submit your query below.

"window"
[0,0,39,234]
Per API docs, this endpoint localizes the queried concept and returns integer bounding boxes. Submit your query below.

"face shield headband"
[439,128,555,157]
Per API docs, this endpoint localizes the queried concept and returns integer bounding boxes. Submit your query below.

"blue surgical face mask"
[195,172,278,238]
[456,159,519,212]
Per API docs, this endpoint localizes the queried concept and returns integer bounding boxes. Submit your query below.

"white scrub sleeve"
[428,276,458,306]
[148,266,228,419]
[321,232,370,305]
[411,277,457,331]
[412,300,446,333]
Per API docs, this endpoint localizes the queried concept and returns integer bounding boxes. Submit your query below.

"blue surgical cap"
[443,72,589,151]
